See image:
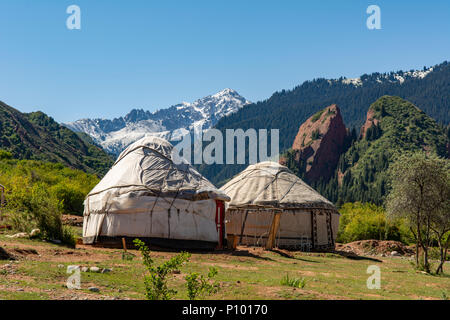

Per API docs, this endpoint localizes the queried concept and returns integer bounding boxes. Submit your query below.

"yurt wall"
[226,208,339,251]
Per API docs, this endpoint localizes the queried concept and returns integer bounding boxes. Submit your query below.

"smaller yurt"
[83,136,230,249]
[220,162,339,251]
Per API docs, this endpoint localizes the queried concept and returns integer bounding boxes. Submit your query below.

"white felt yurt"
[220,162,339,251]
[83,136,230,249]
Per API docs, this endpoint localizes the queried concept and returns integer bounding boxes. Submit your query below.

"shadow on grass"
[0,246,15,260]
[333,250,382,263]
[270,249,320,263]
[225,249,275,261]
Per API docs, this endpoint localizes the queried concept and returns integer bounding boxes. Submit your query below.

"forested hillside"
[286,96,449,206]
[199,61,450,185]
[0,101,113,176]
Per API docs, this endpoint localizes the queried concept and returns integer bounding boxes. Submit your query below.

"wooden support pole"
[239,210,249,245]
[122,238,127,253]
[266,212,281,250]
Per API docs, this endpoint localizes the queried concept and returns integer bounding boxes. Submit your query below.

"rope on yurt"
[146,157,172,234]
[164,161,193,237]
[278,179,300,203]
[114,144,173,167]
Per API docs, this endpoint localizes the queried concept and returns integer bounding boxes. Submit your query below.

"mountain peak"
[64,89,251,156]
[211,88,245,99]
[217,88,237,95]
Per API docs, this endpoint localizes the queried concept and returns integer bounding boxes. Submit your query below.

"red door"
[215,200,225,249]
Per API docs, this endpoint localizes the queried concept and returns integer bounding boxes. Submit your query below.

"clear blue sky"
[0,0,449,122]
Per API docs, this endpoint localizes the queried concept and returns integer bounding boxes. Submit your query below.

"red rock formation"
[360,108,379,139]
[291,104,347,182]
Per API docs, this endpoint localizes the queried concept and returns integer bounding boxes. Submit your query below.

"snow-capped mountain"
[64,88,251,156]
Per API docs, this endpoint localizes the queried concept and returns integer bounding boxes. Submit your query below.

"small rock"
[101,268,112,274]
[81,267,89,272]
[16,288,24,292]
[6,232,28,239]
[57,264,65,268]
[90,267,101,273]
[29,229,41,238]
[88,287,100,293]
[67,265,80,272]
[391,251,401,257]
[51,239,62,244]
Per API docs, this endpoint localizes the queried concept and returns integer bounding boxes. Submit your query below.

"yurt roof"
[220,161,336,210]
[87,136,230,202]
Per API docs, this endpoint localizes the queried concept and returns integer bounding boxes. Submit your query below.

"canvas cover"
[83,136,229,245]
[220,162,339,250]
[221,161,336,210]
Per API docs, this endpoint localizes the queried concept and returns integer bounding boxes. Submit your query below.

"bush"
[337,202,412,244]
[185,267,219,300]
[0,158,99,216]
[134,239,191,300]
[6,181,76,247]
[52,184,85,215]
[0,150,12,160]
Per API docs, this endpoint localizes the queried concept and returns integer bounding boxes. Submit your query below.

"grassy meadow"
[0,228,448,301]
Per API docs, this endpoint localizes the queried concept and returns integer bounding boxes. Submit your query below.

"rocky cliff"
[289,104,348,182]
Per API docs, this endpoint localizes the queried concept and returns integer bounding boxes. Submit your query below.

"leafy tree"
[386,152,449,273]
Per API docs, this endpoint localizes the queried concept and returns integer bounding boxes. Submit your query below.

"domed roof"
[88,136,229,201]
[220,161,335,210]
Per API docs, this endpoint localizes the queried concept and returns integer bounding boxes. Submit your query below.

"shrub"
[52,184,85,215]
[185,267,219,300]
[134,239,191,300]
[0,150,12,160]
[6,181,76,246]
[311,129,321,140]
[0,158,99,217]
[61,226,77,248]
[311,110,324,123]
[337,202,412,244]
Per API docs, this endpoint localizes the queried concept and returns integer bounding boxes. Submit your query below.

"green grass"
[280,274,306,288]
[0,234,449,300]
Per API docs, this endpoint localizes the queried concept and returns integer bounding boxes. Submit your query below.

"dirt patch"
[335,240,414,257]
[62,215,83,227]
